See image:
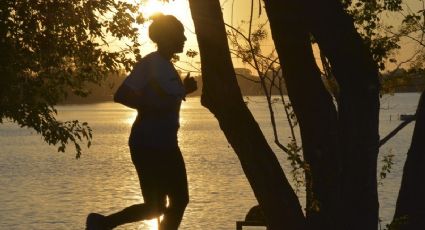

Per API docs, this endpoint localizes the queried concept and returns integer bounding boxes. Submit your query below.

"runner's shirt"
[123,51,186,150]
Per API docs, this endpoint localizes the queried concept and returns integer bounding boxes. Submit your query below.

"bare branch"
[379,115,416,147]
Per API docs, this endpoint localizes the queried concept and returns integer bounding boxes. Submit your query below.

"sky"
[120,0,265,75]
[122,0,424,75]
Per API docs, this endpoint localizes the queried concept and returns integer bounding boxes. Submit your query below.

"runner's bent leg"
[104,148,167,228]
[159,147,189,230]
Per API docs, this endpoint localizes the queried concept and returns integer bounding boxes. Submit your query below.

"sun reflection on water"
[125,110,138,125]
[128,172,163,230]
[135,216,163,230]
[145,218,159,230]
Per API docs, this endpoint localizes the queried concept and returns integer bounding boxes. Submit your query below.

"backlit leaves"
[343,0,403,70]
[0,0,145,157]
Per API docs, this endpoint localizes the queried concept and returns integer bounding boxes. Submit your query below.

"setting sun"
[132,0,199,72]
[139,0,191,19]
[140,0,169,18]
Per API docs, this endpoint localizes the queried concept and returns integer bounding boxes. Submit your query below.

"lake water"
[0,93,421,230]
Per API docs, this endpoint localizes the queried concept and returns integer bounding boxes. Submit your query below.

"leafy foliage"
[397,1,425,70]
[0,0,144,157]
[341,0,402,70]
[379,150,395,185]
[286,139,306,192]
[186,49,199,58]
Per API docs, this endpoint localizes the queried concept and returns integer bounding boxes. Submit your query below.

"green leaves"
[0,0,146,157]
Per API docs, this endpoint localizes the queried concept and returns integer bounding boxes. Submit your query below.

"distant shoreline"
[59,92,422,105]
[60,67,424,105]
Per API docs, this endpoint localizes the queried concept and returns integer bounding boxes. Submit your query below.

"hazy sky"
[125,0,424,74]
[125,0,263,74]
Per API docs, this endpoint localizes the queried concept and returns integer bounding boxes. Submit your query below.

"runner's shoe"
[86,213,109,230]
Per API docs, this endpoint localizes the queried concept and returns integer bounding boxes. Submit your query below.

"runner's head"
[149,14,186,54]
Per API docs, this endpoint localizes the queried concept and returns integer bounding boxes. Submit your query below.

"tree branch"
[379,115,416,147]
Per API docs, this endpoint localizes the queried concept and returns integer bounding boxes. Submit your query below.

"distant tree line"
[381,68,425,93]
[63,66,425,104]
[63,68,291,104]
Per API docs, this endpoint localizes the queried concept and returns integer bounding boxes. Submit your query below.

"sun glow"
[133,0,197,59]
[145,217,160,230]
[140,0,168,18]
[125,110,138,125]
[140,0,190,19]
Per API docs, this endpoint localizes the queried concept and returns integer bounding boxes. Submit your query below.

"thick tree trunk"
[263,1,340,229]
[188,1,306,229]
[305,1,380,229]
[392,91,425,230]
[264,0,380,229]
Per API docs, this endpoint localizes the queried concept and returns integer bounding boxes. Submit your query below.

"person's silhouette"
[86,14,197,230]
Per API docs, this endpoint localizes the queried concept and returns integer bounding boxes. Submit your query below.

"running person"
[86,14,197,230]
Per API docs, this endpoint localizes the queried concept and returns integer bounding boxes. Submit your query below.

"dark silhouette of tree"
[265,1,381,229]
[0,0,143,157]
[188,1,306,229]
[392,90,425,230]
[189,0,424,229]
[262,1,340,229]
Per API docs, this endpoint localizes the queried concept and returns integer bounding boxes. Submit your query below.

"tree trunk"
[305,1,380,229]
[392,91,425,230]
[188,0,306,229]
[264,0,380,229]
[263,1,340,229]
